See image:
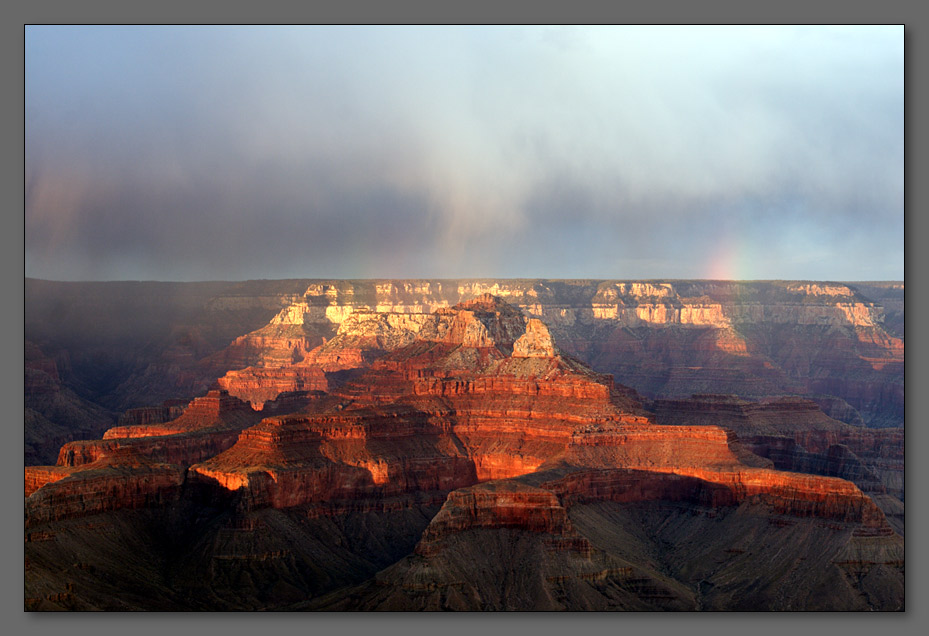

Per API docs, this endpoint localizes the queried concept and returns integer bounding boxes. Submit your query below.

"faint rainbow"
[705,232,753,282]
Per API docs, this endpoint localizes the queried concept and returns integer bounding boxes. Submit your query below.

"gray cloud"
[25,26,903,281]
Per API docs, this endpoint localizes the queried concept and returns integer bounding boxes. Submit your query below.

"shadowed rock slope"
[651,394,904,534]
[25,296,902,610]
[25,279,904,456]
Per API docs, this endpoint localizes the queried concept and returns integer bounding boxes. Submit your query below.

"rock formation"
[24,287,904,611]
[200,279,904,428]
[25,449,185,525]
[650,393,904,533]
[25,390,260,524]
[26,278,905,436]
[25,341,117,465]
[217,365,328,409]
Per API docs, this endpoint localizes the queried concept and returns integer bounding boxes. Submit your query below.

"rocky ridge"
[651,394,904,503]
[25,390,261,524]
[24,278,905,459]
[205,279,903,428]
[24,293,903,610]
[195,298,891,538]
[25,341,117,465]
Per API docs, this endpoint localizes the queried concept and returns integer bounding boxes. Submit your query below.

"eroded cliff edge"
[25,294,903,610]
[210,279,904,429]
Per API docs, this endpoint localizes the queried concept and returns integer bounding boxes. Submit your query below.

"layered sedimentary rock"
[244,279,895,336]
[116,402,187,429]
[202,279,903,428]
[309,464,899,611]
[25,450,185,526]
[25,293,903,611]
[25,391,260,526]
[414,480,589,558]
[189,403,478,509]
[651,394,904,503]
[25,278,905,438]
[100,389,255,440]
[651,394,848,434]
[54,427,245,471]
[51,390,258,469]
[24,466,73,498]
[24,278,310,417]
[850,282,904,338]
[412,460,889,573]
[204,311,322,371]
[217,365,328,409]
[195,297,890,541]
[194,296,646,508]
[25,341,117,465]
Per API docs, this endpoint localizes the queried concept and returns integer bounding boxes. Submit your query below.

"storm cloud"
[25,25,904,281]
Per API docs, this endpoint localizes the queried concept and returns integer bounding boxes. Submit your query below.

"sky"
[24,25,904,282]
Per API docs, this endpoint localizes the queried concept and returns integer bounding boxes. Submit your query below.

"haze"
[25,25,904,282]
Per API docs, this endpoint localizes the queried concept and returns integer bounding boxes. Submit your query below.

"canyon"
[24,280,904,611]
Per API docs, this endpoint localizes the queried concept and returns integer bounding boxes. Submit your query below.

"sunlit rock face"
[25,448,186,525]
[31,296,888,534]
[25,390,261,520]
[413,463,890,563]
[217,365,329,409]
[192,298,890,542]
[24,289,903,611]
[24,278,903,438]
[650,394,905,505]
[248,279,890,334]
[191,296,642,506]
[200,279,901,428]
[513,318,557,358]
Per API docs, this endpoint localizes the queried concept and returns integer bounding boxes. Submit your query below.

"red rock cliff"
[25,450,185,526]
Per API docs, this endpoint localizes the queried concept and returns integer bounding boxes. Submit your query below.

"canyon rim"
[24,24,904,615]
[24,279,904,611]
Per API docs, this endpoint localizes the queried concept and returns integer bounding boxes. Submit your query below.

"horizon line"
[23,276,905,285]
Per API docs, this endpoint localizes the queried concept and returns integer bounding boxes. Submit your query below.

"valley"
[23,279,905,611]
